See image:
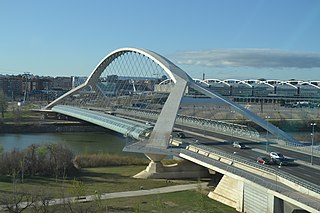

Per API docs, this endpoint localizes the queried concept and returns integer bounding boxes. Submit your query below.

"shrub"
[74,154,149,168]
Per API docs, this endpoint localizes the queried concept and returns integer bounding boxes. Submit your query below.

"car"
[233,141,246,149]
[177,132,186,138]
[257,156,270,164]
[269,152,284,159]
[145,122,153,126]
[272,157,288,166]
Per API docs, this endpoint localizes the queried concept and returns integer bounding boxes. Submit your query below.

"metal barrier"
[116,107,260,140]
[185,143,320,194]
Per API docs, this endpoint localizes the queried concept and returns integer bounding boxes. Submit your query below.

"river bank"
[1,111,318,134]
[0,121,106,134]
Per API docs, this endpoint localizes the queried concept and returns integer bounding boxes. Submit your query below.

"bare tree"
[0,181,35,213]
[0,90,8,122]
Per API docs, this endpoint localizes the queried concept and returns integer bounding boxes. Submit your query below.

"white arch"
[258,81,275,88]
[159,79,174,85]
[223,79,252,88]
[299,82,320,89]
[45,47,193,109]
[205,79,230,86]
[85,47,193,85]
[193,78,210,87]
[278,81,298,89]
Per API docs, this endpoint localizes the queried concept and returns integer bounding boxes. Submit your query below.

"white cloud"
[174,49,320,69]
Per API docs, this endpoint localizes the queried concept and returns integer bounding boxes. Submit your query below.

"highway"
[177,128,320,186]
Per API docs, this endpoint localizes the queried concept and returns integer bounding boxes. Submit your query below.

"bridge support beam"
[208,174,244,212]
[133,159,210,179]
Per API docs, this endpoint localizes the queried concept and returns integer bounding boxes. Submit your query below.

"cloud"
[174,49,320,69]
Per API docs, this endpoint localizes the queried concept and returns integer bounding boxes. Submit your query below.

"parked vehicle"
[233,141,246,149]
[257,156,270,164]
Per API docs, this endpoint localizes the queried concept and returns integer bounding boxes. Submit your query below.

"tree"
[0,90,8,121]
[0,144,3,154]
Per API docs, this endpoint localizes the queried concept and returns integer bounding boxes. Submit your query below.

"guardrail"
[116,107,260,140]
[180,149,320,211]
[183,143,320,195]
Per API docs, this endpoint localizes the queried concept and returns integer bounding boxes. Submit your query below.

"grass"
[99,190,237,213]
[38,190,238,213]
[0,165,237,213]
[0,165,193,201]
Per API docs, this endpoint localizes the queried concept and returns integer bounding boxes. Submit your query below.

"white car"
[233,141,246,149]
[269,152,284,159]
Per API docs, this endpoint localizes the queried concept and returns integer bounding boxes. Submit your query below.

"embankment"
[0,121,107,133]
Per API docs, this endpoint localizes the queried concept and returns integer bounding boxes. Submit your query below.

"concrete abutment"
[133,160,210,179]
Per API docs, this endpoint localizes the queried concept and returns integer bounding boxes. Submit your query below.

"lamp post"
[266,115,270,153]
[310,123,316,165]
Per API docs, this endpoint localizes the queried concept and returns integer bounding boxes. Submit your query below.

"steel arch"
[44,47,192,109]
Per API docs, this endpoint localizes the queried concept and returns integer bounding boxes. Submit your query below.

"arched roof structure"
[193,78,210,87]
[204,79,230,86]
[300,82,320,89]
[223,79,252,87]
[278,81,298,89]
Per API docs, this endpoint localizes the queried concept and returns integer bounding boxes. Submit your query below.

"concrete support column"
[133,159,210,179]
[208,175,244,212]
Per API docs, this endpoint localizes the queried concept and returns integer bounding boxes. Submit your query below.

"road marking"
[304,174,312,178]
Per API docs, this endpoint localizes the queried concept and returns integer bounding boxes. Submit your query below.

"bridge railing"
[184,143,320,195]
[115,107,260,140]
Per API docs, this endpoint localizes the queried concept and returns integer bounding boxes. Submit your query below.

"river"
[0,131,316,156]
[0,132,143,156]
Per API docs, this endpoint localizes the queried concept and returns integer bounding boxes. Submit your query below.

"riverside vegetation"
[0,144,236,213]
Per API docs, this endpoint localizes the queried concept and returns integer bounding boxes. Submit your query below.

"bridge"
[44,48,320,213]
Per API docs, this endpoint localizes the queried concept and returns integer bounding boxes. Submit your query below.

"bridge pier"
[133,159,210,179]
[208,174,244,212]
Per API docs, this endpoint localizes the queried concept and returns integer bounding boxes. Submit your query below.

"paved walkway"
[0,183,207,210]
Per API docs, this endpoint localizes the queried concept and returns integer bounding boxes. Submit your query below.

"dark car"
[257,156,270,164]
[272,157,289,166]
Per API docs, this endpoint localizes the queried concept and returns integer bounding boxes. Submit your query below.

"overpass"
[44,47,320,213]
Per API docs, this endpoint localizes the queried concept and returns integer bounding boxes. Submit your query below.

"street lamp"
[265,115,271,153]
[310,123,316,165]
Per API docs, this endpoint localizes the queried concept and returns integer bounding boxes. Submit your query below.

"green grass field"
[0,165,237,213]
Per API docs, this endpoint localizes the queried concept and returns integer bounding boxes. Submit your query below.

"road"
[176,127,320,186]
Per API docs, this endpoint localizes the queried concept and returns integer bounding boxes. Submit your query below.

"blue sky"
[1,0,320,80]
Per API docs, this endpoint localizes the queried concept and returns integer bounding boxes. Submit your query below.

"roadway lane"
[176,125,320,165]
[178,129,320,185]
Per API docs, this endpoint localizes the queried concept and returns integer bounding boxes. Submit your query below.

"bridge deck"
[52,105,152,140]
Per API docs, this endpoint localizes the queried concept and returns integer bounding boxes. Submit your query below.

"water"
[0,132,141,156]
[0,131,316,155]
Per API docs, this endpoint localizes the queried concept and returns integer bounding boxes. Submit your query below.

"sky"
[1,0,320,80]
